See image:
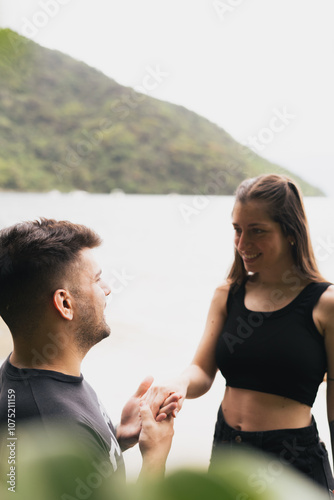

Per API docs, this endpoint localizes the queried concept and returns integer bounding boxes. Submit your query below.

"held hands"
[143,380,187,421]
[116,376,181,452]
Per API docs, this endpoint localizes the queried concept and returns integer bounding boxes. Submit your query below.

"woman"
[146,174,334,494]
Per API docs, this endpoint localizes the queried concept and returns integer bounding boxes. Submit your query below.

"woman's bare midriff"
[222,386,312,431]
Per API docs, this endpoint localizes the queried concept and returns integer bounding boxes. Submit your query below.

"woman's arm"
[145,283,230,419]
[315,285,334,464]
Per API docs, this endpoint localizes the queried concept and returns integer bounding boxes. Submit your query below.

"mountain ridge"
[0,28,324,196]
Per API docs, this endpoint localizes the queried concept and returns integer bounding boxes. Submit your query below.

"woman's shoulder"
[215,280,231,295]
[211,281,232,315]
[312,283,334,332]
[315,283,334,307]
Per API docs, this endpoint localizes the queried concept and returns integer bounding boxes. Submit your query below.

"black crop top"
[215,281,331,407]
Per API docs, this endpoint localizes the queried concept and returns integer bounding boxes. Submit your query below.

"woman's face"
[232,200,294,278]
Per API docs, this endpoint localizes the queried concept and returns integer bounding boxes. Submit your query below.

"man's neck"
[9,345,83,377]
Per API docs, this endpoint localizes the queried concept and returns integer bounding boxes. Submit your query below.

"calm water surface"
[1,193,334,476]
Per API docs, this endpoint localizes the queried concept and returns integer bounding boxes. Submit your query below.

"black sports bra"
[215,281,331,407]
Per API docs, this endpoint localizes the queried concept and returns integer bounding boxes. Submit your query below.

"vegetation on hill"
[0,29,323,195]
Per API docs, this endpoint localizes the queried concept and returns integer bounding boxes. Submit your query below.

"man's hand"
[116,377,180,452]
[116,376,154,452]
[143,381,186,421]
[139,403,174,477]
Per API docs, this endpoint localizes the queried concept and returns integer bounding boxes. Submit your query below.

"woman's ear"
[53,289,74,320]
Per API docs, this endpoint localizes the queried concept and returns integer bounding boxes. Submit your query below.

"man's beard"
[74,300,111,353]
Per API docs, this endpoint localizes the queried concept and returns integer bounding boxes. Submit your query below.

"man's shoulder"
[0,359,125,478]
[0,358,93,421]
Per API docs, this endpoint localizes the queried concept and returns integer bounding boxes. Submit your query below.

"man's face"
[71,248,111,352]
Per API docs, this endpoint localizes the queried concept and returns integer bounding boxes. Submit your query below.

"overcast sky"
[1,0,334,195]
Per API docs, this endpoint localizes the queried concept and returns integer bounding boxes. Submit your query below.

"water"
[1,192,334,477]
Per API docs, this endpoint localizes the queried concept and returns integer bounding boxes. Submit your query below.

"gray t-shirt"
[0,356,125,480]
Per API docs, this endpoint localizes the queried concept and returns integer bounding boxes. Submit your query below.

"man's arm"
[138,403,174,478]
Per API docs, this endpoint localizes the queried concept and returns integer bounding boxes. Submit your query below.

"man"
[0,218,177,490]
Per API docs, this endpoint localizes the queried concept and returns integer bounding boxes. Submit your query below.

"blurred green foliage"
[0,425,329,500]
[0,29,323,195]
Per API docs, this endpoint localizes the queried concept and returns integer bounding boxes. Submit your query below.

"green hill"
[0,29,323,195]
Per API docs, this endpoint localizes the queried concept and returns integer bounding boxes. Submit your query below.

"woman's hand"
[143,379,188,421]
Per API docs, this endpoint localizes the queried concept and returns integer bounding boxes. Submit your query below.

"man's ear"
[53,289,74,320]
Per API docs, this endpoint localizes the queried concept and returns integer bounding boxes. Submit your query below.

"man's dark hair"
[0,218,102,334]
